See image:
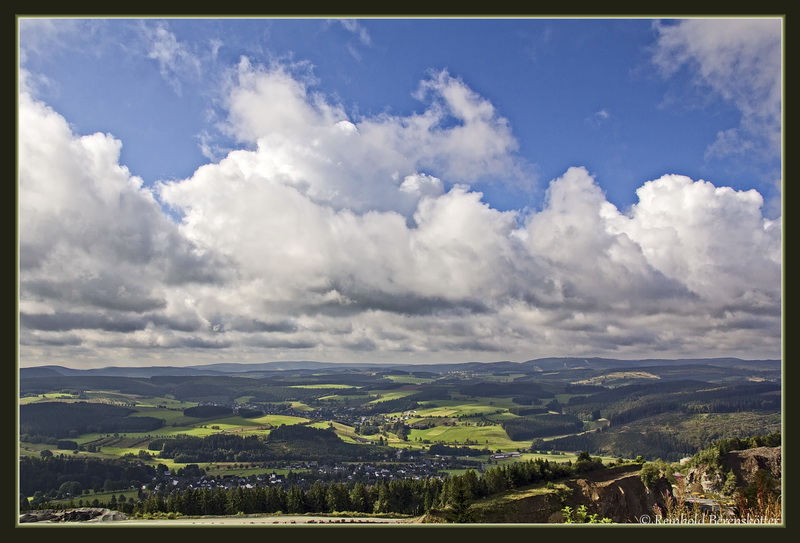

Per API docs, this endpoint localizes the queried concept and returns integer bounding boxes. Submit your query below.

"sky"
[17,17,783,369]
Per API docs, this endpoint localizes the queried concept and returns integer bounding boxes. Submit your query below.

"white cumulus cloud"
[18,61,781,366]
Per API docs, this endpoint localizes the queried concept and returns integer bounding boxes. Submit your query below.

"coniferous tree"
[349,482,370,513]
[286,485,305,514]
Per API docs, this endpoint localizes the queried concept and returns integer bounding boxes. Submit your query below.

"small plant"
[562,505,612,524]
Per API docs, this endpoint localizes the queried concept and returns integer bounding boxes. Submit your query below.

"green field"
[306,421,333,430]
[288,384,361,389]
[19,393,81,404]
[20,442,88,457]
[130,396,195,409]
[143,413,311,437]
[258,400,315,411]
[19,390,142,406]
[42,489,141,507]
[478,373,527,382]
[384,375,437,384]
[491,452,578,464]
[483,411,520,422]
[367,390,418,403]
[318,394,372,401]
[78,391,141,405]
[437,469,473,476]
[471,396,525,409]
[286,401,314,411]
[128,406,192,422]
[401,399,510,418]
[407,424,530,451]
[93,446,158,457]
[19,391,196,410]
[251,414,311,426]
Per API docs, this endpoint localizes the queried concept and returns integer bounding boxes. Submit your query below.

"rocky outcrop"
[723,446,781,485]
[563,464,670,523]
[685,467,724,494]
[418,464,669,524]
[19,508,128,523]
[685,446,781,494]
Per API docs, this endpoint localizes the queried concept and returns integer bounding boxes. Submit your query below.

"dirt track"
[106,515,409,526]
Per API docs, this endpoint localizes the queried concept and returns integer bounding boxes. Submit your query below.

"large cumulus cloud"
[18,60,781,367]
[213,59,522,215]
[18,85,223,362]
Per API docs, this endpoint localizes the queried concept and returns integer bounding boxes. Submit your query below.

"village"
[142,457,479,496]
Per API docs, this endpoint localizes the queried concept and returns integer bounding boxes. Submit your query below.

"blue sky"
[18,17,782,368]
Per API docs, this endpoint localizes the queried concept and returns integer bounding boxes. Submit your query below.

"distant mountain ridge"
[19,357,780,379]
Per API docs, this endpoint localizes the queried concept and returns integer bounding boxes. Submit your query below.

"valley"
[18,356,781,524]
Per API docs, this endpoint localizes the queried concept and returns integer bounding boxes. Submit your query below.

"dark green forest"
[501,413,584,440]
[20,402,165,440]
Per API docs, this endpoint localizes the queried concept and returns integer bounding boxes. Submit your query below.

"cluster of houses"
[144,457,476,494]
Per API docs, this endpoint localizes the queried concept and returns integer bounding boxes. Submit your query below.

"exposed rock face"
[685,446,781,494]
[686,467,724,494]
[419,464,670,524]
[563,464,671,523]
[19,508,127,523]
[723,446,781,485]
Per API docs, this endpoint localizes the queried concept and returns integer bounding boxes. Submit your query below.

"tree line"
[22,454,609,519]
[20,402,164,439]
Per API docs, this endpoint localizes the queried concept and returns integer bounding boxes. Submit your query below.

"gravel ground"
[111,515,411,525]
